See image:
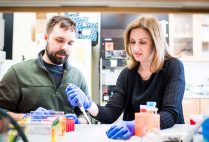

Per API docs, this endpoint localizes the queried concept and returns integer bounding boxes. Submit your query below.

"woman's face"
[129,28,154,63]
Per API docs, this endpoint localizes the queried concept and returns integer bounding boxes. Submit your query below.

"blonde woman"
[66,16,185,139]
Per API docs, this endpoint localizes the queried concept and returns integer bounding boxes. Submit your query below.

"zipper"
[36,60,58,91]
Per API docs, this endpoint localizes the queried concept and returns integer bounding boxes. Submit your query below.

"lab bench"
[26,124,203,142]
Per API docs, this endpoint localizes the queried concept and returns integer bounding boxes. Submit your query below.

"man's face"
[45,24,76,65]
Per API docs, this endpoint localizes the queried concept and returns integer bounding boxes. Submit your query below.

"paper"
[105,42,114,51]
[110,60,117,67]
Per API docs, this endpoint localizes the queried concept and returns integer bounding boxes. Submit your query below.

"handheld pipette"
[79,106,92,127]
[67,83,92,126]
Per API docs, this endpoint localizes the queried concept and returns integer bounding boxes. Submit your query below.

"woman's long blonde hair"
[124,16,172,73]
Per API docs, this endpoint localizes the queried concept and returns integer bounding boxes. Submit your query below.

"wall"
[183,61,209,85]
[92,45,100,104]
[68,39,92,97]
[13,12,37,61]
[0,13,5,78]
[0,13,4,50]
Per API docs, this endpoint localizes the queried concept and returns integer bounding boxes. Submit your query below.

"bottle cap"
[146,102,156,108]
[140,105,147,112]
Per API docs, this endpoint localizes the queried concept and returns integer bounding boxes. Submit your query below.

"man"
[0,15,88,124]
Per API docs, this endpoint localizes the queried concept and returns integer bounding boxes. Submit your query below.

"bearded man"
[0,15,89,124]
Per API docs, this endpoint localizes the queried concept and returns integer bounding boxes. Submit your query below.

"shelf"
[202,40,209,42]
[179,56,209,62]
[174,36,193,39]
[102,66,125,69]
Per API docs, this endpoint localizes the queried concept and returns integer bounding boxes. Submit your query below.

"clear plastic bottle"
[145,102,160,134]
[135,102,160,138]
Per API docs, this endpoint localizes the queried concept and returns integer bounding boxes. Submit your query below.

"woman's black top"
[95,58,185,129]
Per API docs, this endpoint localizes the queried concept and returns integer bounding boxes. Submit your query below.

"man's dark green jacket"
[0,51,88,118]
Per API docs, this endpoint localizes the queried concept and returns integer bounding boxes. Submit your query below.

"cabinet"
[199,15,209,58]
[182,98,200,124]
[169,14,209,61]
[183,98,209,124]
[200,98,209,114]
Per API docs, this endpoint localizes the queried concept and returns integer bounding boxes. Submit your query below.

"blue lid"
[146,101,156,108]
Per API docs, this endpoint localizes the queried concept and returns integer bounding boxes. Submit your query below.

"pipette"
[79,106,92,127]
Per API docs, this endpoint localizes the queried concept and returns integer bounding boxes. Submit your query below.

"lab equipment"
[135,104,148,137]
[202,118,209,142]
[145,102,160,133]
[65,113,80,124]
[23,107,55,119]
[65,83,92,109]
[106,120,135,139]
[66,118,75,132]
[190,114,203,125]
[79,106,92,127]
[135,102,160,137]
[184,113,209,142]
[51,127,56,142]
[19,110,66,136]
[65,83,93,125]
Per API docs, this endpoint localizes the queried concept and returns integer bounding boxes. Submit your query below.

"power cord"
[0,108,28,142]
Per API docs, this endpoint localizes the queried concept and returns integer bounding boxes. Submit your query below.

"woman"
[66,16,185,139]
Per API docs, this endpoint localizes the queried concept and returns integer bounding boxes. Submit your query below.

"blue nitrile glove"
[65,83,92,110]
[202,118,209,142]
[65,113,80,124]
[106,120,135,139]
[23,107,55,119]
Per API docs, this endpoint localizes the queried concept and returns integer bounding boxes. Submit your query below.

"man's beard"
[46,43,69,65]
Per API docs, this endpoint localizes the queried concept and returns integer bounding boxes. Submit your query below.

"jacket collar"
[35,50,71,71]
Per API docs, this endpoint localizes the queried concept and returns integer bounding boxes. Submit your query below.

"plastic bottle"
[135,105,147,137]
[145,102,160,134]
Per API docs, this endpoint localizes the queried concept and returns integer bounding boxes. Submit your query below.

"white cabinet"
[169,14,209,62]
[197,14,209,58]
[169,14,193,58]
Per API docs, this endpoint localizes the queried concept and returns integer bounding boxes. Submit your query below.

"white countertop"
[26,124,203,142]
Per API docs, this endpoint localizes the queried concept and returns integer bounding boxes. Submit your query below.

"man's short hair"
[46,15,76,34]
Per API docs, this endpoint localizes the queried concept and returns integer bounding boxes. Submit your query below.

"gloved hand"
[106,120,135,139]
[65,83,92,110]
[65,113,80,124]
[23,107,54,119]
[202,118,209,142]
